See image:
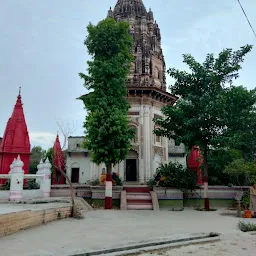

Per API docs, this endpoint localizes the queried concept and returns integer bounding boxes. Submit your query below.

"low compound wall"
[0,190,43,200]
[183,186,249,208]
[50,185,249,209]
[51,185,123,208]
[153,187,184,210]
[0,206,72,237]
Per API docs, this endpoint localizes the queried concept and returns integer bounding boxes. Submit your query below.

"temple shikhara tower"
[52,134,66,185]
[66,0,185,184]
[0,92,30,184]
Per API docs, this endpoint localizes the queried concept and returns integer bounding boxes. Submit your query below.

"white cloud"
[29,132,56,150]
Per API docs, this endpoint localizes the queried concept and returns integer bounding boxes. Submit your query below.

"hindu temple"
[0,90,30,184]
[66,0,186,184]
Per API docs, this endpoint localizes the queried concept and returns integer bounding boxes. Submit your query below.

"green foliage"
[147,178,157,189]
[114,175,123,186]
[241,191,251,210]
[154,45,254,180]
[23,179,40,190]
[224,159,256,186]
[208,149,242,185]
[238,221,256,232]
[90,178,100,186]
[79,18,134,170]
[29,146,46,174]
[157,162,198,193]
[0,180,10,190]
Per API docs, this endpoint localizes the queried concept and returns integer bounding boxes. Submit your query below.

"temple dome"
[113,0,147,19]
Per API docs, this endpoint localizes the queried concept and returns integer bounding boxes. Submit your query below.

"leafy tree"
[207,149,242,185]
[79,18,134,209]
[224,158,256,186]
[154,45,254,210]
[29,146,46,174]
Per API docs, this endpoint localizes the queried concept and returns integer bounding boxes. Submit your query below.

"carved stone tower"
[106,0,177,183]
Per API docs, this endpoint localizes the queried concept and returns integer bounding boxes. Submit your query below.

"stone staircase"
[122,186,159,210]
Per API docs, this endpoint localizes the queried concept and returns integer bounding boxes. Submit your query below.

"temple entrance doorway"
[125,150,138,182]
[71,168,79,183]
[126,159,137,182]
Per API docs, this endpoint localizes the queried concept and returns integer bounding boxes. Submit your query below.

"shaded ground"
[0,209,255,256]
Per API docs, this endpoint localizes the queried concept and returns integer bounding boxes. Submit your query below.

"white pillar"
[9,155,24,201]
[139,106,144,183]
[119,161,125,182]
[144,105,151,183]
[36,159,44,184]
[40,158,51,197]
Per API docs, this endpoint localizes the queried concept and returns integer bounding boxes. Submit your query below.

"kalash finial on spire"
[19,86,21,95]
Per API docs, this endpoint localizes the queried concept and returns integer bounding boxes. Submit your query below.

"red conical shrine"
[0,90,30,184]
[52,134,66,184]
[188,145,203,185]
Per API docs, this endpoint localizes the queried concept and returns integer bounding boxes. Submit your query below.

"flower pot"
[244,210,252,218]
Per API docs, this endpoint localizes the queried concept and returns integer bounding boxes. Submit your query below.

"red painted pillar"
[203,175,210,211]
[105,174,112,209]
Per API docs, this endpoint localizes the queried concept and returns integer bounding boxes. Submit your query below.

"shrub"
[0,180,10,190]
[158,162,198,193]
[241,191,251,210]
[147,178,157,189]
[23,179,40,190]
[238,221,256,232]
[114,175,123,186]
[90,178,100,186]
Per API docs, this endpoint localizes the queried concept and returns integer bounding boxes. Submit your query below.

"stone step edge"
[70,233,220,256]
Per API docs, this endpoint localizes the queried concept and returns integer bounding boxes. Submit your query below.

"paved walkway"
[0,209,255,256]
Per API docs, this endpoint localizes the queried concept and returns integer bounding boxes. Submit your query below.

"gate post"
[9,155,24,201]
[40,158,52,197]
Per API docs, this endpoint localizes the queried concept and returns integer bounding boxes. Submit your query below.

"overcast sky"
[0,0,255,149]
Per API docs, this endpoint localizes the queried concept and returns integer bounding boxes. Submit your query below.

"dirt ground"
[0,208,256,256]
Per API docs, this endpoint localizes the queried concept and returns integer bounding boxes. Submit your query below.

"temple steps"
[123,187,153,210]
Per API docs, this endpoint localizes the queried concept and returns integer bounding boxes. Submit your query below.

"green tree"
[208,149,244,185]
[29,146,46,174]
[154,45,254,210]
[224,158,256,186]
[79,18,134,209]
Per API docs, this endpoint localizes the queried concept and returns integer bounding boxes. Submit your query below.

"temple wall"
[66,152,91,184]
[51,185,249,209]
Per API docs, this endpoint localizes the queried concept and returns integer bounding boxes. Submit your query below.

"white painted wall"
[66,152,91,184]
[0,190,43,200]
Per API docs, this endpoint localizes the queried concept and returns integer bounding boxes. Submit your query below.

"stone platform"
[0,197,92,237]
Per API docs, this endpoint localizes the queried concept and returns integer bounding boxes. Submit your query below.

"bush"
[241,191,251,210]
[113,175,123,186]
[157,162,198,193]
[238,221,256,232]
[23,179,40,190]
[147,178,157,189]
[0,180,10,190]
[90,178,100,186]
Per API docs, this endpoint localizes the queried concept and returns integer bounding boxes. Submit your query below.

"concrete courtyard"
[0,208,256,256]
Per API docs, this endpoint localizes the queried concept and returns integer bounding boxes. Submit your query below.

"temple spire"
[0,92,30,184]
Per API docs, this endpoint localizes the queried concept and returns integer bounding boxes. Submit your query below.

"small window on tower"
[76,143,80,148]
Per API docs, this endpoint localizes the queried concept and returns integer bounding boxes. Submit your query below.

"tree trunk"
[105,163,113,209]
[59,169,75,217]
[203,148,210,211]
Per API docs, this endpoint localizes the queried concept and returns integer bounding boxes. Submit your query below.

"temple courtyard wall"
[51,185,249,209]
